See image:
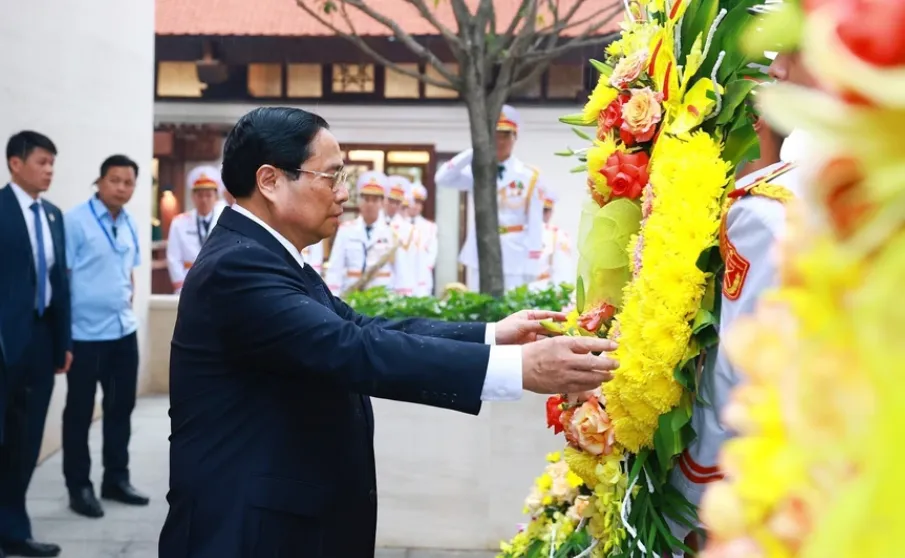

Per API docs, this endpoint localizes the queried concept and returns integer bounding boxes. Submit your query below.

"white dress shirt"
[10,182,55,309]
[231,203,524,401]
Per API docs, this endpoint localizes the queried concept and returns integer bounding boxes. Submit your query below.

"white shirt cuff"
[480,345,523,401]
[484,323,497,345]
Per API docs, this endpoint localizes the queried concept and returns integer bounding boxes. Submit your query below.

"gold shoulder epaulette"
[727,162,796,203]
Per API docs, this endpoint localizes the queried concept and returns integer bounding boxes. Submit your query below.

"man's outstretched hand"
[521,337,619,394]
[494,309,567,345]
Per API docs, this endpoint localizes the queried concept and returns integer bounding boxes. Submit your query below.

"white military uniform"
[385,176,419,291]
[410,183,439,296]
[325,171,415,296]
[531,192,575,289]
[434,105,545,291]
[166,166,222,293]
[302,241,325,276]
[667,159,802,543]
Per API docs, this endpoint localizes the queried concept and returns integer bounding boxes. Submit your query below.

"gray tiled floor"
[27,396,495,558]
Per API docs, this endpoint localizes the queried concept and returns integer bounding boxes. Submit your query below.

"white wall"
[0,0,156,458]
[155,101,587,548]
[155,103,588,291]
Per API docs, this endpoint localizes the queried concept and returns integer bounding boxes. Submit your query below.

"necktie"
[30,202,47,316]
[497,164,505,180]
[200,218,211,243]
[365,225,372,240]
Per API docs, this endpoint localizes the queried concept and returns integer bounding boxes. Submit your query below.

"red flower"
[597,94,629,138]
[578,303,617,333]
[546,395,566,434]
[601,151,650,200]
[835,0,905,67]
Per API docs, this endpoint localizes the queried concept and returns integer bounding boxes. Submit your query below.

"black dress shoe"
[0,539,60,557]
[100,481,150,506]
[68,486,104,518]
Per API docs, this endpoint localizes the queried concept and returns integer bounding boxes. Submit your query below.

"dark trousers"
[62,332,138,492]
[0,317,55,542]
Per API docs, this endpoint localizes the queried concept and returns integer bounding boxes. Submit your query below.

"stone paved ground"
[28,396,495,558]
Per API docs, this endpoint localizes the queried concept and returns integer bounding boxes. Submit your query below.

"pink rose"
[609,50,649,89]
[567,396,616,456]
[620,87,663,143]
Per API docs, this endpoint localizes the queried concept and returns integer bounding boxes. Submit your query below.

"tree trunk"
[462,87,505,297]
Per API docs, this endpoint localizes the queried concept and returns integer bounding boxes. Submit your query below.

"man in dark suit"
[159,107,619,558]
[0,131,72,557]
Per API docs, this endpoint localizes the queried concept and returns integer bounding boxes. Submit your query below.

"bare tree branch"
[448,0,475,35]
[486,0,534,61]
[402,0,464,57]
[297,0,460,87]
[493,0,542,94]
[536,1,621,36]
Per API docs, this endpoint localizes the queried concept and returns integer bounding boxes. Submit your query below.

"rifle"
[345,242,400,293]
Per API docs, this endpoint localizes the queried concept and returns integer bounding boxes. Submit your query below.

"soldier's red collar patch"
[722,235,749,301]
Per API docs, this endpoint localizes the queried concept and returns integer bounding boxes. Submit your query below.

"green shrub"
[345,284,575,322]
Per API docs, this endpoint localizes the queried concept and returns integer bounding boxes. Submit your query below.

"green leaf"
[570,163,587,174]
[554,149,574,157]
[628,449,649,486]
[651,507,694,555]
[524,539,545,558]
[716,79,759,127]
[571,127,593,141]
[576,275,586,314]
[589,59,613,77]
[559,113,593,126]
[682,0,719,69]
[691,309,716,334]
[721,119,759,168]
[653,405,692,473]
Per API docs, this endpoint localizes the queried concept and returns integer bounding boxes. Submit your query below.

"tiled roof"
[156,0,622,37]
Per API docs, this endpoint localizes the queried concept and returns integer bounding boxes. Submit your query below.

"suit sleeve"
[166,217,187,291]
[212,247,491,415]
[52,206,71,363]
[325,227,347,295]
[434,149,474,192]
[329,294,487,343]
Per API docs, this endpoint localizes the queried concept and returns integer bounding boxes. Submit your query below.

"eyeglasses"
[293,168,349,192]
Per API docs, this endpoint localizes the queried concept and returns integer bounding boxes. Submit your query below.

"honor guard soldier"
[532,190,575,289]
[385,175,419,287]
[385,174,408,225]
[325,171,415,296]
[410,182,439,296]
[302,241,324,276]
[435,104,545,291]
[166,165,222,294]
[668,6,813,548]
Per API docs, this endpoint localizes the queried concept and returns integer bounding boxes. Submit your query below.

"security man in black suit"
[0,131,72,557]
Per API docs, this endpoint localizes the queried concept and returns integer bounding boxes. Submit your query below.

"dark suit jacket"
[159,207,493,558]
[0,185,71,438]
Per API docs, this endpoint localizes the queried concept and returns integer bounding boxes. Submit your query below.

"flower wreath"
[699,0,905,556]
[499,0,771,555]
